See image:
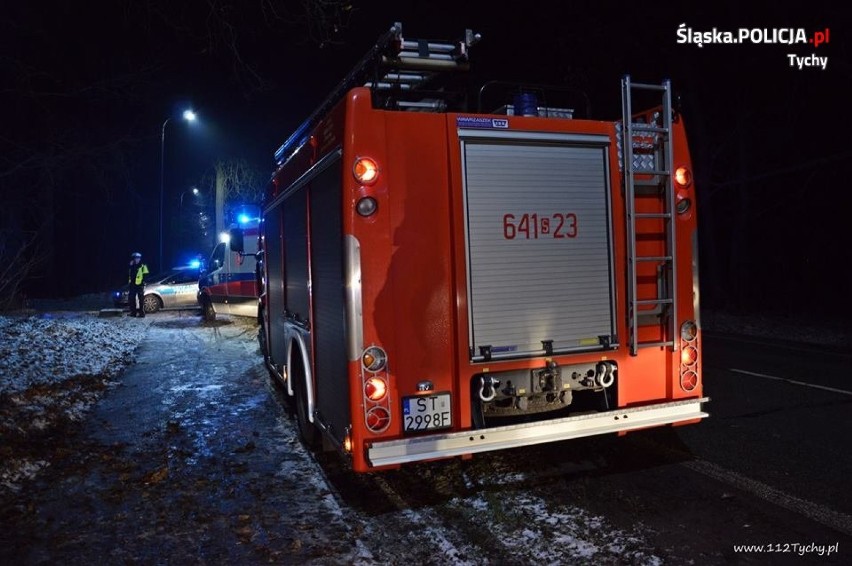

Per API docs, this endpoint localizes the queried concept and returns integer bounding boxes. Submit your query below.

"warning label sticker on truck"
[457,116,509,129]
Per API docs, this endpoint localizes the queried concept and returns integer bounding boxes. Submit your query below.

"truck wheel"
[292,356,320,450]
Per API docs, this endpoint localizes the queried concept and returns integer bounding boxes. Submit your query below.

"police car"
[113,267,201,313]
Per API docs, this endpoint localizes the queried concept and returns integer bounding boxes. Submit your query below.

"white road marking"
[728,368,852,396]
[683,459,852,538]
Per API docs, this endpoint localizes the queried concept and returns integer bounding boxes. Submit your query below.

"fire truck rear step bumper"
[367,397,709,468]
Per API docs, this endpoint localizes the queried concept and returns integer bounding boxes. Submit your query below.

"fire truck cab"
[258,23,707,473]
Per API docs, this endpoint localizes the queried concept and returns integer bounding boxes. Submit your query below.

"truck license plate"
[403,393,451,432]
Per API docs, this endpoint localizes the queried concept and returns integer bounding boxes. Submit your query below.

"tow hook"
[595,362,615,388]
[479,375,499,402]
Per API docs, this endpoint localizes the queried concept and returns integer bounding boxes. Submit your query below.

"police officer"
[128,252,149,317]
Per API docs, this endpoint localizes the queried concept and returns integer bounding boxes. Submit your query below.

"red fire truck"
[256,22,707,472]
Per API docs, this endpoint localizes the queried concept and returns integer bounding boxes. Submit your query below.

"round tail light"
[365,407,390,432]
[681,320,698,342]
[362,346,387,372]
[364,376,388,401]
[674,166,692,187]
[353,157,379,185]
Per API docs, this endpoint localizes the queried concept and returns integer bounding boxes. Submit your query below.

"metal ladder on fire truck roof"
[365,24,480,110]
[274,22,480,164]
[621,75,678,356]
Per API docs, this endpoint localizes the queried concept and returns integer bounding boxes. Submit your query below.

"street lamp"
[179,186,200,208]
[159,109,197,271]
[179,186,201,252]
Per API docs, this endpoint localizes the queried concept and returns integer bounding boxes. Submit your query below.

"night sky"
[1,1,849,323]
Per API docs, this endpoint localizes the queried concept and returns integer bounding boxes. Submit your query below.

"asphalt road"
[2,315,850,564]
[683,333,852,520]
[605,332,852,563]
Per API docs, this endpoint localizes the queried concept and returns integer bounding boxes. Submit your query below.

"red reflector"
[680,371,699,392]
[365,407,390,432]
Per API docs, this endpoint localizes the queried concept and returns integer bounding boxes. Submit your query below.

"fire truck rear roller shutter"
[460,133,617,361]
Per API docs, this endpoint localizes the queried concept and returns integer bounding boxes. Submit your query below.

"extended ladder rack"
[274,22,481,164]
[621,76,678,356]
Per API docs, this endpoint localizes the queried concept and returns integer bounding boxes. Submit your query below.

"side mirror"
[229,227,245,253]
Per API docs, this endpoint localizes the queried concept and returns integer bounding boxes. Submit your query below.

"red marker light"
[365,377,388,401]
[353,157,379,185]
[674,166,692,187]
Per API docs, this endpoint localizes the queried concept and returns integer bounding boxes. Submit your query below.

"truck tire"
[291,356,320,450]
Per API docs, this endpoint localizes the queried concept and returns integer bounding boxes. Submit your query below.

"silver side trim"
[345,235,364,361]
[367,397,709,467]
[692,231,701,329]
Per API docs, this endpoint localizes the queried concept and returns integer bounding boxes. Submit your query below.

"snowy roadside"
[0,313,147,395]
[0,300,150,493]
[1,297,849,495]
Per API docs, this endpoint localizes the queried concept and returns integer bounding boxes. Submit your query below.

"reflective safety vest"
[130,263,149,285]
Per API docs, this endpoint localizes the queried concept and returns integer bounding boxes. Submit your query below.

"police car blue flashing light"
[238,214,251,225]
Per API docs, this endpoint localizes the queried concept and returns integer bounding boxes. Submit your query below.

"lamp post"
[159,109,197,271]
[179,186,200,209]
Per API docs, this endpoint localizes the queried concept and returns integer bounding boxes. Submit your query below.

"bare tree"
[285,0,356,48]
[202,159,265,235]
[2,1,353,298]
[0,228,49,311]
[130,0,359,98]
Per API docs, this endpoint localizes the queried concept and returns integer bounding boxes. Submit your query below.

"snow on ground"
[1,296,849,495]
[0,313,147,395]
[0,296,150,492]
[440,491,662,565]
